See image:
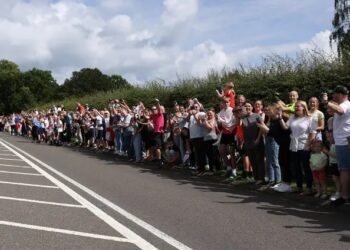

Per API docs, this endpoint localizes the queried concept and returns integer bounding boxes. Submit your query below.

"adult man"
[327,85,350,206]
[149,99,165,166]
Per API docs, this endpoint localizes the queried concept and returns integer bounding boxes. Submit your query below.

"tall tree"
[0,60,21,114]
[61,68,130,97]
[21,68,59,103]
[331,0,350,58]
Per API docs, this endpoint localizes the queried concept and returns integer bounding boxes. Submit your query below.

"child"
[310,141,328,199]
[323,131,341,201]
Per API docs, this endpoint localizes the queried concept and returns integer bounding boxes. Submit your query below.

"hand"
[321,93,328,104]
[155,98,160,103]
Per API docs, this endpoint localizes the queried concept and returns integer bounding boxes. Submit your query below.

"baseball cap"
[333,85,349,95]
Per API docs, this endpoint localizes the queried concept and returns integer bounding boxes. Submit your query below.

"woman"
[241,101,265,184]
[254,100,266,121]
[261,103,283,186]
[202,108,220,172]
[279,101,316,194]
[308,97,325,141]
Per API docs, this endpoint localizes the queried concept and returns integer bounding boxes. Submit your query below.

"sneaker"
[331,197,349,207]
[232,168,237,177]
[274,183,292,193]
[330,192,341,201]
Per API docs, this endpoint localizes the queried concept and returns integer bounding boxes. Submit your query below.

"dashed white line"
[0,138,193,250]
[0,140,158,250]
[0,196,84,208]
[0,163,31,169]
[0,180,59,188]
[0,157,24,161]
[0,170,42,176]
[0,221,132,243]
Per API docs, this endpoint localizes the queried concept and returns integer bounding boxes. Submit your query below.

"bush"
[34,49,350,112]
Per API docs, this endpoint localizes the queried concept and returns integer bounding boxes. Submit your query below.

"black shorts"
[220,133,235,146]
[151,132,163,148]
[329,163,340,177]
[97,130,104,140]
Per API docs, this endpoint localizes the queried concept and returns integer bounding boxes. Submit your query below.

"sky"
[0,0,334,84]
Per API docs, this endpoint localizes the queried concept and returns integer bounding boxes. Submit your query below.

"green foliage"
[21,68,59,103]
[60,68,130,97]
[35,50,350,113]
[3,49,350,115]
[331,0,350,59]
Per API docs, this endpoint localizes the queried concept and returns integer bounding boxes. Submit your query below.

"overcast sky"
[0,0,334,84]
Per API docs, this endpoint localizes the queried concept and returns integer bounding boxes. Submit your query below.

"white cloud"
[0,0,334,85]
[161,0,198,27]
[299,30,336,55]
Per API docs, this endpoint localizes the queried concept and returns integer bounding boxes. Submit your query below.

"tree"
[0,60,21,114]
[109,74,131,89]
[21,68,59,103]
[61,68,130,97]
[330,0,350,59]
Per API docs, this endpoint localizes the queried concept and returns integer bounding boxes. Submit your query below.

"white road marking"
[0,163,31,169]
[0,153,16,156]
[0,170,42,176]
[0,221,132,243]
[0,157,24,161]
[0,140,158,250]
[0,139,192,250]
[0,180,59,189]
[0,195,84,208]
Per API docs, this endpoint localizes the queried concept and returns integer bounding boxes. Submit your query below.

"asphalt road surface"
[0,133,349,250]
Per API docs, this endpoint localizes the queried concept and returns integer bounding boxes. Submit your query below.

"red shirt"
[150,113,164,133]
[224,89,235,108]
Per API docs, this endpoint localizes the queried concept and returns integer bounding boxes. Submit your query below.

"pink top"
[150,113,165,133]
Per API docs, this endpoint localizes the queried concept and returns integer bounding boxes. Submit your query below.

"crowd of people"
[1,83,350,207]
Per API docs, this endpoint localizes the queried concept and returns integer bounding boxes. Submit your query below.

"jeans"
[133,133,143,161]
[291,150,312,189]
[246,142,265,181]
[265,136,281,183]
[122,131,132,154]
[114,129,123,152]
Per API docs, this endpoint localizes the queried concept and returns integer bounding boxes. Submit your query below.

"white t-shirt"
[189,112,205,139]
[333,100,350,146]
[218,107,235,133]
[286,115,316,152]
[96,116,104,131]
[310,110,324,128]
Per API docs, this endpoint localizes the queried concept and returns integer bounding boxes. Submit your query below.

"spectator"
[279,100,316,195]
[327,85,350,206]
[308,97,325,141]
[309,141,328,199]
[241,101,265,184]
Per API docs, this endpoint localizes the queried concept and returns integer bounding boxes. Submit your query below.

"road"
[0,133,349,250]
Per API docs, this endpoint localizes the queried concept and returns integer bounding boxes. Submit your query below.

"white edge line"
[0,140,158,250]
[0,170,42,176]
[0,139,192,250]
[0,153,16,156]
[0,195,84,208]
[0,163,31,169]
[0,220,132,243]
[0,180,58,188]
[0,157,24,161]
